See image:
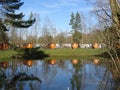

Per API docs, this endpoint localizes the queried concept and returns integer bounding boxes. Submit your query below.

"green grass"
[0,50,17,61]
[0,48,107,61]
[41,48,107,56]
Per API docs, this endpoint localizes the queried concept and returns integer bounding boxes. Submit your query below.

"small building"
[0,43,9,50]
[92,42,99,49]
[71,43,78,49]
[48,42,56,49]
[22,43,33,49]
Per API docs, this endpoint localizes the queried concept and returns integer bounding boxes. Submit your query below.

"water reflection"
[71,59,79,65]
[0,62,9,69]
[70,59,82,90]
[93,59,100,65]
[23,60,33,66]
[48,59,57,65]
[0,58,115,90]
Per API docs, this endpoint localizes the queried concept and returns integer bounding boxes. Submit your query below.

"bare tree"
[54,32,66,47]
[86,0,120,89]
[40,17,53,45]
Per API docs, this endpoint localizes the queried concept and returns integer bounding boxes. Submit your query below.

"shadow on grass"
[95,49,120,59]
[12,47,49,59]
[94,51,110,58]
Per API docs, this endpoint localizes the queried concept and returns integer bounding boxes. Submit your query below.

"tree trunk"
[110,0,120,44]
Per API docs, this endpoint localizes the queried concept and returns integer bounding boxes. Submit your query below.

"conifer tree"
[69,12,82,43]
[0,19,8,43]
[69,12,75,31]
[3,0,35,28]
[0,0,35,43]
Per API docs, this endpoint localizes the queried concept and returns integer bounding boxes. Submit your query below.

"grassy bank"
[41,48,107,57]
[0,48,107,60]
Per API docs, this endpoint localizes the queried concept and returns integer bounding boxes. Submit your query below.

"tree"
[55,32,66,47]
[90,0,120,48]
[0,0,35,44]
[86,0,120,88]
[0,19,8,43]
[75,12,82,31]
[3,0,35,28]
[109,0,120,45]
[72,31,82,44]
[69,12,75,31]
[41,25,53,45]
[69,12,82,43]
[40,17,57,45]
[24,12,40,44]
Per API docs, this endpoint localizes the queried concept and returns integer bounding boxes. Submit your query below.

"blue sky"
[20,0,93,33]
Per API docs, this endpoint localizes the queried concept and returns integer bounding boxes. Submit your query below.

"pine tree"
[69,12,75,31]
[0,0,35,43]
[75,12,82,31]
[2,0,35,28]
[69,12,82,43]
[0,19,9,43]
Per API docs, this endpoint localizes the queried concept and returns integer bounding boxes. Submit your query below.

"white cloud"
[41,0,79,9]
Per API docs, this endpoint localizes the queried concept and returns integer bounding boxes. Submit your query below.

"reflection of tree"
[0,72,41,90]
[96,60,119,90]
[70,62,82,90]
[108,61,120,90]
[0,68,6,88]
[37,59,58,86]
[97,67,112,90]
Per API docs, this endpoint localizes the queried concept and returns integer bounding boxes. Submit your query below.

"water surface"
[0,58,114,90]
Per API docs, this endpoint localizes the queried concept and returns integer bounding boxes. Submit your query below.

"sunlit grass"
[41,48,107,56]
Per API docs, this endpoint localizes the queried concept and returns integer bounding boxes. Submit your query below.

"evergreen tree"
[0,19,9,43]
[69,12,82,43]
[75,12,82,31]
[3,0,35,28]
[69,12,75,31]
[0,0,35,43]
[72,31,82,43]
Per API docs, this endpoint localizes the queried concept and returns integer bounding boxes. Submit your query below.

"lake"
[0,58,116,90]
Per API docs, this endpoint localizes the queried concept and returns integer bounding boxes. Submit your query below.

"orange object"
[49,42,56,49]
[26,43,33,48]
[23,60,33,66]
[48,59,56,65]
[71,43,78,49]
[22,43,33,49]
[71,59,79,65]
[92,42,99,49]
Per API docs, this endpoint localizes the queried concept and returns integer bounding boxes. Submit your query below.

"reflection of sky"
[0,59,113,90]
